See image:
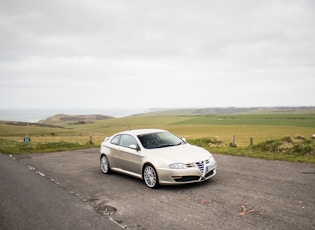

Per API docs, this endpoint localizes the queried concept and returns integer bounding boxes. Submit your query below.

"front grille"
[173,176,200,182]
[196,161,205,174]
[187,159,210,175]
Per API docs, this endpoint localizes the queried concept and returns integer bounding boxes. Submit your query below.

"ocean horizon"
[0,108,149,123]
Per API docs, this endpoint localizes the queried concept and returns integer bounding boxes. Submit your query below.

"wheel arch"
[142,161,156,175]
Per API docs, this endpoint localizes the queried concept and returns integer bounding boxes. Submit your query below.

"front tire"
[143,164,159,189]
[100,155,111,174]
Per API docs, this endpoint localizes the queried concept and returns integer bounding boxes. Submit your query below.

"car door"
[116,134,143,176]
[107,134,121,169]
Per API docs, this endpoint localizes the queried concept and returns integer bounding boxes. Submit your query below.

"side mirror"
[182,137,187,142]
[129,144,140,151]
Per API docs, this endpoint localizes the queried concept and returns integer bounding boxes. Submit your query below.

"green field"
[0,111,314,163]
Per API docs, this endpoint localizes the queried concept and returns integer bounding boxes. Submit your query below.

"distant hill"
[141,107,315,116]
[37,107,315,123]
[41,114,114,123]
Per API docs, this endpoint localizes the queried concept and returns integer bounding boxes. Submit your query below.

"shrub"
[188,137,227,148]
[253,137,315,156]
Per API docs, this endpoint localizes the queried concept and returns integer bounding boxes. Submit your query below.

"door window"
[120,134,138,148]
[110,134,121,145]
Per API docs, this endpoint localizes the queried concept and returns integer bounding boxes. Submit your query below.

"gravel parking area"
[15,149,315,230]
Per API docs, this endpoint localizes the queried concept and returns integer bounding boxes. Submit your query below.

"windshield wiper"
[157,142,184,148]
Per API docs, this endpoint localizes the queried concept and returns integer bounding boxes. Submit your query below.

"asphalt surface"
[1,149,315,229]
[0,153,122,230]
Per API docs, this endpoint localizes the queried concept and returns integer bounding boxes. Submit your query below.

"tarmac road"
[2,149,315,230]
[0,153,122,230]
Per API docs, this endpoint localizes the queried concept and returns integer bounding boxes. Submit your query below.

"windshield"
[138,132,185,149]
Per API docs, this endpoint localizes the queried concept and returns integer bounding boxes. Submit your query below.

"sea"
[0,108,149,122]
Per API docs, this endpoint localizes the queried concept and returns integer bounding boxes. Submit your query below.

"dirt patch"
[94,203,117,216]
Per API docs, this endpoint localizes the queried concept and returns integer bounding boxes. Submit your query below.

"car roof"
[116,129,167,136]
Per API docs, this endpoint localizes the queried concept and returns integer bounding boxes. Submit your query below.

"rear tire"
[143,164,159,189]
[100,155,111,174]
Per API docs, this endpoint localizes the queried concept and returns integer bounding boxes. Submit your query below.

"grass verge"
[1,136,314,164]
[189,137,315,164]
[0,138,98,154]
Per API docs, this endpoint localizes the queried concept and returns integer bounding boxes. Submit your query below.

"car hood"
[143,144,212,164]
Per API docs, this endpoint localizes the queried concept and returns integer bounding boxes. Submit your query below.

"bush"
[253,137,315,156]
[188,137,227,148]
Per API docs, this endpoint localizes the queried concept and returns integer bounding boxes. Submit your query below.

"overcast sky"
[1,0,314,109]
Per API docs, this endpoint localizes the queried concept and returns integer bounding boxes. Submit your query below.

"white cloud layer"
[0,0,314,109]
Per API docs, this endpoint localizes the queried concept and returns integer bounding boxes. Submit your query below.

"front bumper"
[157,161,217,185]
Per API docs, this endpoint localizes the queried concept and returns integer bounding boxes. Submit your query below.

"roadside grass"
[1,113,314,163]
[0,138,98,154]
[188,137,315,164]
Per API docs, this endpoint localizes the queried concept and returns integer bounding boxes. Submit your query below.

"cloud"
[0,0,314,109]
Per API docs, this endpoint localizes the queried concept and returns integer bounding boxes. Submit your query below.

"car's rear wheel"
[100,155,111,174]
[143,164,159,189]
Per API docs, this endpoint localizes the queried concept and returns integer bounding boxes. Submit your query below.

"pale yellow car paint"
[100,129,217,187]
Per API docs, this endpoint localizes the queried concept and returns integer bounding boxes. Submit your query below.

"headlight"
[209,156,216,164]
[169,163,187,169]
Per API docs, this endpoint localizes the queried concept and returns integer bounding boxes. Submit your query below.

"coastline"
[0,108,148,123]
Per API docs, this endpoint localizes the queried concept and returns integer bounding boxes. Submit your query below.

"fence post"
[232,135,236,147]
[250,137,253,146]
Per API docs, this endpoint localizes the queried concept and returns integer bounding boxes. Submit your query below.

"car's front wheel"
[143,164,159,189]
[100,155,111,174]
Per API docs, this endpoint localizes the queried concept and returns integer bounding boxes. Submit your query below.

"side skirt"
[111,167,143,180]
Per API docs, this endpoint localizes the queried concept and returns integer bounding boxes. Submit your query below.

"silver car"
[100,129,217,188]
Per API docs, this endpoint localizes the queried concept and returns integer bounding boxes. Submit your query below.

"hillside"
[143,106,315,116]
[1,121,65,129]
[41,114,114,123]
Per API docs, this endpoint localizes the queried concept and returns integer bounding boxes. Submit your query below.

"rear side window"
[110,135,121,145]
[120,134,138,148]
